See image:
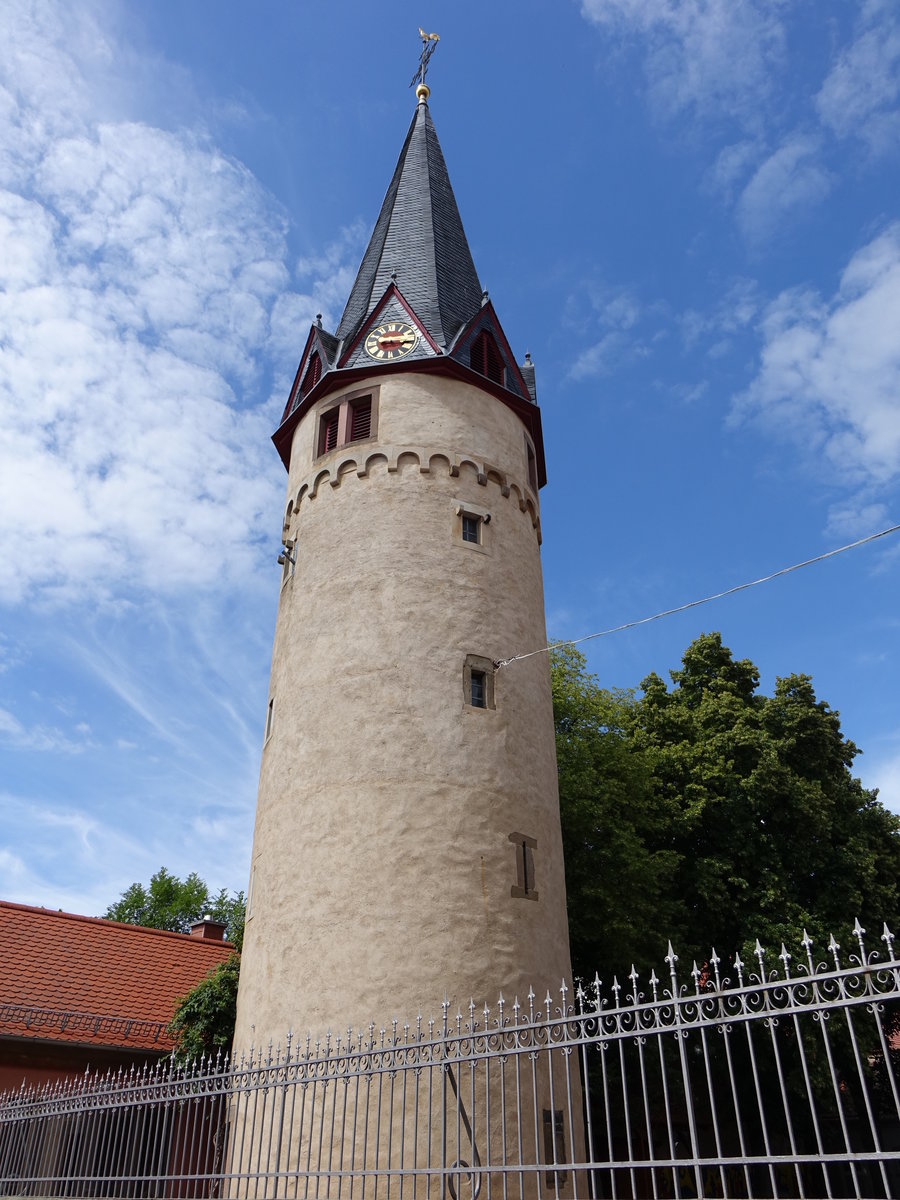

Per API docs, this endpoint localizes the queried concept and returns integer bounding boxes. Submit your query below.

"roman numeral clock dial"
[364,321,418,360]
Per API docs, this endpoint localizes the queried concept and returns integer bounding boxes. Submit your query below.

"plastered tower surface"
[232,85,581,1195]
[236,374,569,1041]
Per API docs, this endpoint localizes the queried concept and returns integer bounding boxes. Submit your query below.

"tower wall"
[234,371,573,1050]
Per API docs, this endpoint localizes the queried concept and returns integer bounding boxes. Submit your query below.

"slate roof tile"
[336,98,482,352]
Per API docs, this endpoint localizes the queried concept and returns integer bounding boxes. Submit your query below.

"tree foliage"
[168,953,241,1064]
[104,867,245,1061]
[104,866,245,949]
[552,633,900,984]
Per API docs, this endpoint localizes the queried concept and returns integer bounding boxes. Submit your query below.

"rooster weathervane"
[410,28,440,90]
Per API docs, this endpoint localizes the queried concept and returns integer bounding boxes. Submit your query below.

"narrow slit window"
[265,698,275,742]
[509,832,538,900]
[470,670,486,708]
[543,1110,567,1187]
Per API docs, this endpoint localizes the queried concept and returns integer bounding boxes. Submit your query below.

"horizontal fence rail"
[2,921,899,1198]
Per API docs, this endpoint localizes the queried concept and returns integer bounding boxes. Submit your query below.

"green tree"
[552,633,900,981]
[104,866,245,949]
[551,644,681,984]
[104,868,245,1059]
[168,953,242,1064]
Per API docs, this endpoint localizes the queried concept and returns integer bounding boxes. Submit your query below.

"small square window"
[461,515,480,544]
[454,502,491,553]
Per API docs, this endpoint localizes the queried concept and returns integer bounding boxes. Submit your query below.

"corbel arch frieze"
[288,446,540,539]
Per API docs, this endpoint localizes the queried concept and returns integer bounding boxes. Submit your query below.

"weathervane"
[410,28,440,90]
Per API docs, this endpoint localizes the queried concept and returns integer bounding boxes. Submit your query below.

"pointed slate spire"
[336,92,482,353]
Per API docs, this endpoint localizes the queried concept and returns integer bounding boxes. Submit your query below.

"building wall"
[0,1039,161,1094]
[234,370,573,1049]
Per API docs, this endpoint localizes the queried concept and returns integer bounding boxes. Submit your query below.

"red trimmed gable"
[0,901,234,1053]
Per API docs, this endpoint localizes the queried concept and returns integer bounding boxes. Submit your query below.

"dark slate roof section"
[317,328,340,364]
[336,100,482,352]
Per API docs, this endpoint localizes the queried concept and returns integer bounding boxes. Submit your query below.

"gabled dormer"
[281,322,340,425]
[338,283,440,371]
[448,300,536,405]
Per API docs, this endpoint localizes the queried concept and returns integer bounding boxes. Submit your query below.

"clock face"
[364,321,418,361]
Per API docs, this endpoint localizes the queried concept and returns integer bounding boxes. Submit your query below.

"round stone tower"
[232,88,578,1191]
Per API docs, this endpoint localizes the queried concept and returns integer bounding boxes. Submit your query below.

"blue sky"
[1,0,899,917]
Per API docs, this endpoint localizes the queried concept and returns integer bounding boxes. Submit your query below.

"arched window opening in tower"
[470,330,505,386]
[301,351,322,396]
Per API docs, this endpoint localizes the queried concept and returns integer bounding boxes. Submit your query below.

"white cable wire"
[495,522,900,670]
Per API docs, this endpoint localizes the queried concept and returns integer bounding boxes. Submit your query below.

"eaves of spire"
[336,95,482,353]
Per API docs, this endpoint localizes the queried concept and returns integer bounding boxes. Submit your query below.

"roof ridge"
[0,900,234,946]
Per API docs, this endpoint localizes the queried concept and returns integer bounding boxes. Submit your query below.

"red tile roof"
[0,901,234,1052]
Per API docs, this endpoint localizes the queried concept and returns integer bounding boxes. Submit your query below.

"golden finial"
[410,28,440,98]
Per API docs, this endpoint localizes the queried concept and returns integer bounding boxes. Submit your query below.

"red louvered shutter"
[484,334,504,385]
[349,397,372,442]
[319,409,339,455]
[470,331,504,385]
[301,352,321,395]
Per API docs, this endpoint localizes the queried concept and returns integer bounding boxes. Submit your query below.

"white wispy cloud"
[0,706,88,753]
[733,222,900,484]
[735,135,833,242]
[816,0,900,154]
[0,2,370,907]
[566,284,652,380]
[680,278,760,351]
[580,0,786,124]
[0,1,359,610]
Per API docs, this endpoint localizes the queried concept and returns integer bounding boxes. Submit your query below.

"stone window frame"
[509,831,539,901]
[463,654,495,710]
[314,386,380,461]
[453,499,492,555]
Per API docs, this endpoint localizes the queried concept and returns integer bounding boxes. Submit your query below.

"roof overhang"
[272,358,547,488]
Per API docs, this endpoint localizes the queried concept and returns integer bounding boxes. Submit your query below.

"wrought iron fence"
[2,921,899,1198]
